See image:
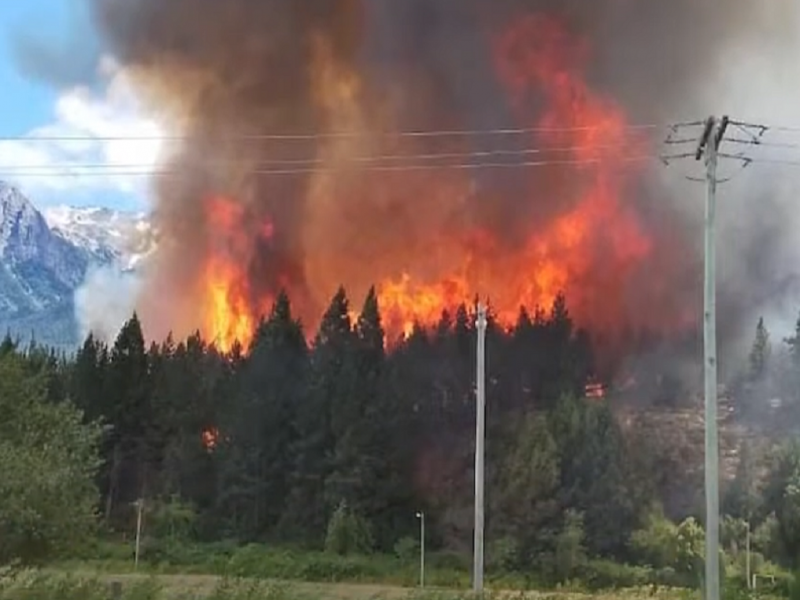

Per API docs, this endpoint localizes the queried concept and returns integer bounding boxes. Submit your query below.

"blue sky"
[0,2,74,134]
[0,1,158,212]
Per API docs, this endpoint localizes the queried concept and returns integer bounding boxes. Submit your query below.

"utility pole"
[473,303,487,595]
[695,114,729,600]
[416,512,426,588]
[665,114,768,599]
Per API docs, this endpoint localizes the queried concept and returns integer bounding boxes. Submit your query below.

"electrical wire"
[0,154,661,178]
[0,121,694,143]
[0,141,656,172]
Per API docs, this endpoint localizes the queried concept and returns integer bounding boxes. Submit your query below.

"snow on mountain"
[0,182,150,348]
[44,205,155,271]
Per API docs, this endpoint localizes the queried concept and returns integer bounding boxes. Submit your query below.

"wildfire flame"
[194,13,685,351]
[201,427,219,451]
[367,14,653,338]
[202,197,273,353]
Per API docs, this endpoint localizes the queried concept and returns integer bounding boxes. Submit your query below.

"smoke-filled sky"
[14,0,800,374]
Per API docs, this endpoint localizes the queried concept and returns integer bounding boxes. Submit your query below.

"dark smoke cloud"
[84,0,800,369]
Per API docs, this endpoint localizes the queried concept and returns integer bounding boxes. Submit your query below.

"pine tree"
[325,287,399,547]
[281,287,354,544]
[218,291,308,539]
[724,440,760,521]
[104,312,153,519]
[490,413,560,561]
[70,334,109,422]
[749,317,771,381]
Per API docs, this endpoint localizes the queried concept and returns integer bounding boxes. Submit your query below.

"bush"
[147,496,198,542]
[393,536,418,562]
[576,559,651,590]
[0,353,102,564]
[553,510,587,582]
[630,505,679,569]
[486,536,519,573]
[324,501,374,556]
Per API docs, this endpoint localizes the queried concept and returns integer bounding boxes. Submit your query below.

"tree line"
[4,286,800,580]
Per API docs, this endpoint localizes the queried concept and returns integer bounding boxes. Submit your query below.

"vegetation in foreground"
[0,568,717,600]
[4,290,800,596]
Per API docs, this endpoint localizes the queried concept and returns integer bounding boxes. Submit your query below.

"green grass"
[1,569,701,600]
[57,541,476,589]
[56,540,698,592]
[40,540,793,599]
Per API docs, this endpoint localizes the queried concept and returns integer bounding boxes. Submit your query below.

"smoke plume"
[83,0,800,371]
[75,265,142,344]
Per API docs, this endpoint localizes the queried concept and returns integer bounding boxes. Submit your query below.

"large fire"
[191,13,684,351]
[202,197,273,352]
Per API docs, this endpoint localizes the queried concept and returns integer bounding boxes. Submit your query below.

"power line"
[0,121,693,143]
[0,141,657,171]
[0,154,661,178]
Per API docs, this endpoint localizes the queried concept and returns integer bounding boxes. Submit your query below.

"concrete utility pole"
[696,114,729,600]
[473,303,487,595]
[416,511,426,588]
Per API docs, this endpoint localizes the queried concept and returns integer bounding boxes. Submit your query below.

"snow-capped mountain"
[0,182,147,348]
[44,205,155,271]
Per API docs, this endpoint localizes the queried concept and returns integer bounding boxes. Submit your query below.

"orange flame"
[365,14,655,340]
[202,196,272,353]
[205,258,255,353]
[188,14,688,351]
[201,427,219,451]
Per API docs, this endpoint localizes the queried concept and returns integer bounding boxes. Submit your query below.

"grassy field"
[0,569,704,600]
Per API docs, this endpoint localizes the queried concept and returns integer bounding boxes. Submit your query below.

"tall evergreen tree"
[104,313,152,519]
[749,317,771,381]
[281,287,353,544]
[218,291,308,539]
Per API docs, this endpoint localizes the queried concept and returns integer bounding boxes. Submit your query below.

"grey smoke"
[75,266,142,344]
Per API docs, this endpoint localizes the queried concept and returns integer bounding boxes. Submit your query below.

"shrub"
[147,496,198,542]
[324,501,374,556]
[553,510,586,582]
[394,536,419,562]
[486,536,519,573]
[630,505,679,569]
[576,559,651,590]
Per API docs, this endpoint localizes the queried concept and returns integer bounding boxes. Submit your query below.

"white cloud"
[0,56,165,207]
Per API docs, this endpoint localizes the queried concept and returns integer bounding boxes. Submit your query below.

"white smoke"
[74,265,142,344]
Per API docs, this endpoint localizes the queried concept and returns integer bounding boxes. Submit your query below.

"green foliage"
[147,496,198,541]
[630,505,680,569]
[763,440,800,565]
[486,536,519,574]
[0,352,101,564]
[393,536,419,562]
[673,517,704,582]
[324,501,374,556]
[630,507,705,586]
[553,510,587,582]
[753,513,781,559]
[20,286,800,593]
